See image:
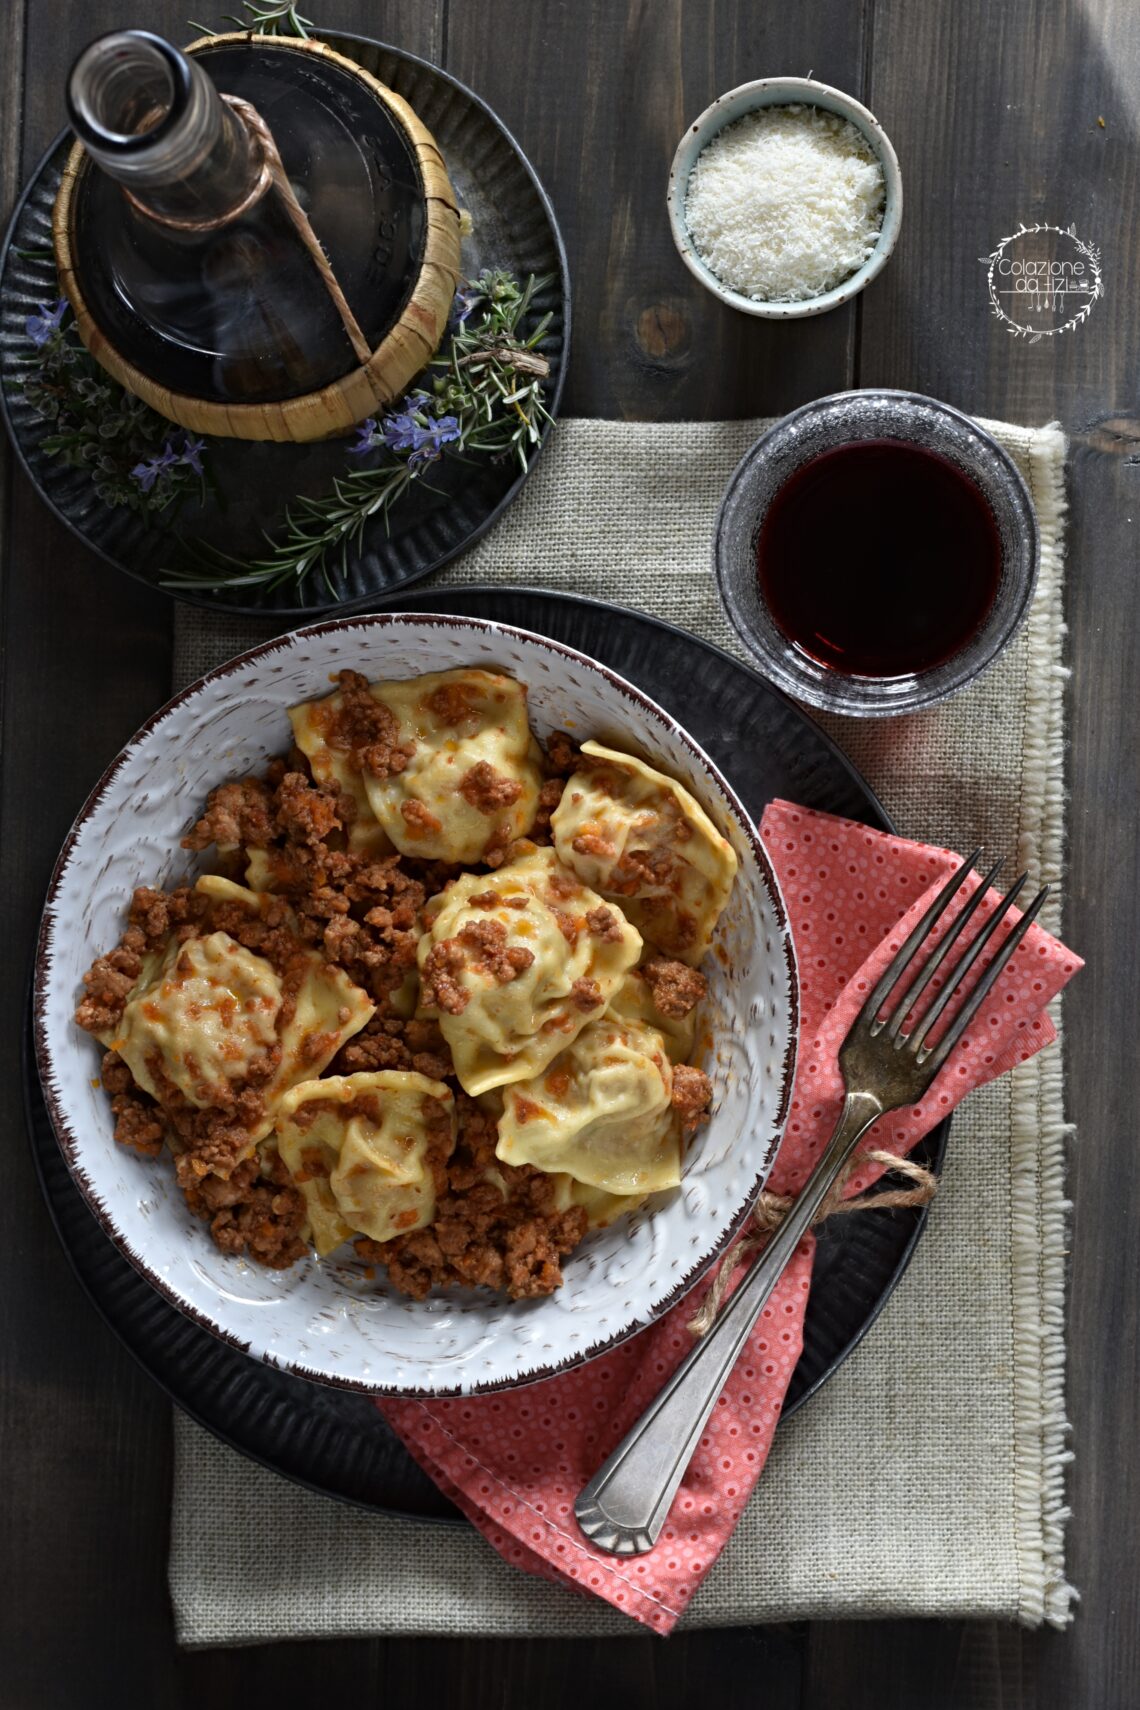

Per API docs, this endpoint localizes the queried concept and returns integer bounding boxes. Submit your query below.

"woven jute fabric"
[168,417,1073,1645]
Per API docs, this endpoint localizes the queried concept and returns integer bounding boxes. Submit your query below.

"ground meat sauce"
[333,1015,451,1081]
[356,1094,589,1300]
[543,730,581,775]
[670,1063,713,1136]
[317,669,415,780]
[180,1150,308,1270]
[423,680,479,726]
[400,798,443,839]
[458,760,524,813]
[183,778,276,853]
[75,723,722,1301]
[457,918,535,982]
[530,776,565,842]
[74,943,146,1037]
[100,1050,165,1156]
[480,823,518,869]
[572,830,618,862]
[642,955,708,1018]
[585,904,624,943]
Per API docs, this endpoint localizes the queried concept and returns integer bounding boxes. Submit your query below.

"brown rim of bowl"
[33,610,800,1397]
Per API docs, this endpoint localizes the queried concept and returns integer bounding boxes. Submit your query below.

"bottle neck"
[67,31,263,229]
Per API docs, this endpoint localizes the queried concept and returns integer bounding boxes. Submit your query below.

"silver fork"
[575,851,1048,1556]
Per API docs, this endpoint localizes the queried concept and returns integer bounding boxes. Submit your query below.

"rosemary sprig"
[18,301,210,517]
[192,1,312,36]
[161,269,554,596]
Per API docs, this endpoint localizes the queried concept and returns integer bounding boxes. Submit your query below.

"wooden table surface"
[2,1,1136,1704]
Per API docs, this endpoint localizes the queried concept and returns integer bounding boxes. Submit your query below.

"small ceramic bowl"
[714,390,1040,717]
[667,76,903,319]
[35,613,798,1396]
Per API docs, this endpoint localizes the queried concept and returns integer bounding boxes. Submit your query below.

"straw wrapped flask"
[53,30,461,442]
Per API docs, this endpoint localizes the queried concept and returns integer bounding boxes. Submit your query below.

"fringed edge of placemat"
[1000,421,1076,1628]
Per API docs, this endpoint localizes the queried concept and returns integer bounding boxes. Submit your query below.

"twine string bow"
[226,96,373,364]
[126,93,374,366]
[687,1149,938,1336]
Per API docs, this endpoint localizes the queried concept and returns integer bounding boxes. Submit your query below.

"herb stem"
[160,269,554,597]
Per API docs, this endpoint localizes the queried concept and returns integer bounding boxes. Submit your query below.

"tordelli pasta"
[551,740,738,962]
[75,668,735,1301]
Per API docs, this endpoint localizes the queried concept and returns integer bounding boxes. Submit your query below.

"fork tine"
[857,850,981,1032]
[910,872,1028,1054]
[919,884,1049,1074]
[884,855,1005,1040]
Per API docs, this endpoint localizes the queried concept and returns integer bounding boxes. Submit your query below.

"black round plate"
[26,589,947,1522]
[0,34,569,621]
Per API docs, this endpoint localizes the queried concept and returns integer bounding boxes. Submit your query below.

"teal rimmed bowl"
[667,76,903,319]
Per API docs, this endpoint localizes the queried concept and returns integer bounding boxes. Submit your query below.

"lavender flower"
[408,414,461,468]
[130,441,181,493]
[378,410,422,454]
[351,405,460,465]
[449,285,481,327]
[25,299,68,347]
[349,417,383,457]
[179,434,206,476]
[429,414,461,447]
[358,399,462,467]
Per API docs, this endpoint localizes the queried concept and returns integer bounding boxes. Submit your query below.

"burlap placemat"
[167,417,1073,1644]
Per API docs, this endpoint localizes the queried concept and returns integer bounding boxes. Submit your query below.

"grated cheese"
[684,103,886,303]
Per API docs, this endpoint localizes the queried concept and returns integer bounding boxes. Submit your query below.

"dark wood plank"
[0,5,439,1708]
[445,0,864,420]
[3,0,1136,1702]
[808,1620,1038,1709]
[807,0,1140,1704]
[0,1,178,1706]
[177,1628,803,1710]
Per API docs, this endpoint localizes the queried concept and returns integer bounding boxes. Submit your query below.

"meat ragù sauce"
[76,717,715,1300]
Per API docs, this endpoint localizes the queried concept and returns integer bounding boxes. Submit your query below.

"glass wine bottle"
[63,30,429,407]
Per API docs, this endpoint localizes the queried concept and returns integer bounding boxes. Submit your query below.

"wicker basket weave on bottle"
[52,33,462,444]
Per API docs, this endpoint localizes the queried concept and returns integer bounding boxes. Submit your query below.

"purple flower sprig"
[448,284,483,328]
[22,289,213,517]
[25,299,68,347]
[351,402,462,469]
[131,433,207,494]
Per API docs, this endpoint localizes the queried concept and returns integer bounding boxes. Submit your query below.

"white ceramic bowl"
[667,76,903,319]
[34,614,797,1397]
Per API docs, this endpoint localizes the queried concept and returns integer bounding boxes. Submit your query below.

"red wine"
[756,439,1002,677]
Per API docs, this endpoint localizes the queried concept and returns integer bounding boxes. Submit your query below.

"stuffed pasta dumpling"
[105,875,374,1157]
[495,1015,682,1196]
[290,667,543,864]
[550,740,738,964]
[549,1174,648,1229]
[606,965,703,1064]
[276,1071,456,1255]
[417,846,642,1096]
[287,674,393,856]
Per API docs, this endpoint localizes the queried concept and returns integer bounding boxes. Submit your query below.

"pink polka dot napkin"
[378,801,1082,1634]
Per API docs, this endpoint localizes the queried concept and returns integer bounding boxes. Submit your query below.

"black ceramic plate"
[26,588,947,1522]
[0,34,569,621]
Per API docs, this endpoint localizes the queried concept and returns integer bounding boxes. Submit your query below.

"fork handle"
[575,1090,883,1556]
